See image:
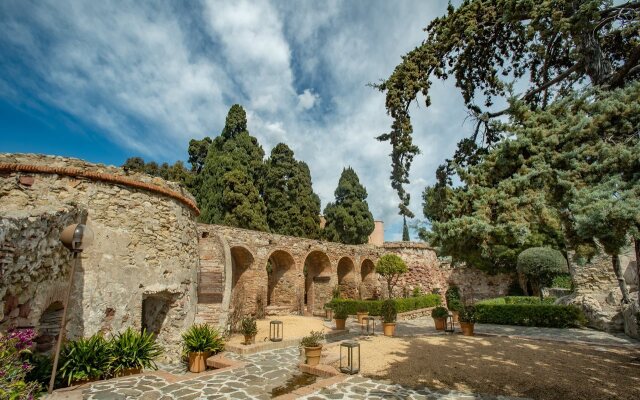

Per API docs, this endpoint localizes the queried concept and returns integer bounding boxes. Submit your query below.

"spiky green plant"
[181,324,224,354]
[59,333,111,385]
[109,328,162,375]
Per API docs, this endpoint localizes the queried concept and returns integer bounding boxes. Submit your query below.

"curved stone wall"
[0,153,199,359]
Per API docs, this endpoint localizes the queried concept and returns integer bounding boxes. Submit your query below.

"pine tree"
[323,167,375,244]
[264,143,321,238]
[402,217,410,241]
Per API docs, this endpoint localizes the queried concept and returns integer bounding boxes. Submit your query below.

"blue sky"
[0,0,470,241]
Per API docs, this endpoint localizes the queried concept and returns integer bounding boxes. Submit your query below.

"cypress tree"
[402,216,410,241]
[323,167,375,244]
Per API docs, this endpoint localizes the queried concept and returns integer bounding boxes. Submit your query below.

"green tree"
[121,157,193,189]
[188,137,212,174]
[264,143,321,238]
[402,216,410,241]
[221,169,269,231]
[376,254,409,298]
[323,167,375,244]
[517,247,569,300]
[377,0,640,215]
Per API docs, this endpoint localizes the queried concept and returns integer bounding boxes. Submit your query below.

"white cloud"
[297,89,319,111]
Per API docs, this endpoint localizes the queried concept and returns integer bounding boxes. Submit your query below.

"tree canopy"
[376,254,409,298]
[323,167,375,245]
[517,247,569,298]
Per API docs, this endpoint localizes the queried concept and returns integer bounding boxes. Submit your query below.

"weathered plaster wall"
[0,154,199,359]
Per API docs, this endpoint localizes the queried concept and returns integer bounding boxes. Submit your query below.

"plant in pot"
[240,317,258,345]
[333,303,348,330]
[459,306,476,336]
[356,304,369,324]
[59,333,110,386]
[448,299,463,323]
[300,330,324,365]
[431,306,449,331]
[182,323,225,373]
[110,328,162,377]
[381,299,398,336]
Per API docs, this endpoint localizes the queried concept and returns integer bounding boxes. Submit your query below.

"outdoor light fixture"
[269,320,283,342]
[339,341,360,374]
[445,312,455,334]
[361,316,375,336]
[324,305,333,321]
[49,223,94,394]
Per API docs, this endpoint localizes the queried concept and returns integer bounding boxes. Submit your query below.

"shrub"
[412,286,423,297]
[445,285,461,308]
[333,303,348,320]
[376,254,408,298]
[552,274,573,289]
[517,247,569,298]
[381,299,397,323]
[459,306,476,323]
[431,306,449,319]
[110,328,163,375]
[60,333,111,385]
[240,317,258,336]
[447,298,463,312]
[0,329,40,398]
[182,324,225,354]
[479,296,556,305]
[300,331,324,348]
[325,294,441,316]
[475,303,585,328]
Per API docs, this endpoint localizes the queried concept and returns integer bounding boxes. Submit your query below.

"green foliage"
[122,157,193,189]
[447,299,463,312]
[517,247,569,295]
[552,274,573,290]
[459,306,476,323]
[431,306,449,319]
[475,303,586,328]
[0,332,40,399]
[25,352,57,390]
[326,295,441,316]
[323,167,375,245]
[412,286,423,297]
[445,286,460,308]
[376,254,408,298]
[240,317,258,336]
[381,299,398,323]
[402,216,410,241]
[181,324,225,354]
[332,286,341,299]
[60,333,111,385]
[332,303,348,320]
[188,137,212,173]
[300,331,324,348]
[264,143,322,239]
[110,328,162,374]
[478,296,556,306]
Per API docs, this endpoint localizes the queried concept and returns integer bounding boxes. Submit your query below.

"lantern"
[361,316,375,336]
[269,320,283,342]
[444,312,455,334]
[339,341,360,374]
[324,305,333,321]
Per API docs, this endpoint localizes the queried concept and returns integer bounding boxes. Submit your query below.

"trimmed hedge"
[478,296,556,305]
[326,294,441,316]
[474,303,585,328]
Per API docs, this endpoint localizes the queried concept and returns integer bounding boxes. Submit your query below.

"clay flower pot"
[188,351,210,373]
[434,317,446,331]
[334,318,346,330]
[460,322,475,336]
[304,345,323,365]
[383,322,396,337]
[356,311,369,324]
[244,334,256,345]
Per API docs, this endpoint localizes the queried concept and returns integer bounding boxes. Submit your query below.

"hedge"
[474,303,585,328]
[326,294,441,316]
[478,296,556,305]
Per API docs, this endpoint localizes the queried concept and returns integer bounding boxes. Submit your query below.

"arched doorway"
[337,257,357,299]
[230,246,255,316]
[304,250,332,315]
[266,250,297,310]
[360,258,377,300]
[35,301,64,353]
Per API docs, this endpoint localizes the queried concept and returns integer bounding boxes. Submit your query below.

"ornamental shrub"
[475,303,585,328]
[517,247,569,298]
[431,306,449,319]
[326,294,440,316]
[381,299,398,323]
[445,285,461,308]
[0,329,40,399]
[376,254,408,298]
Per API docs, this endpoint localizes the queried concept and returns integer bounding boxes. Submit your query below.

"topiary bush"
[517,247,569,299]
[475,303,585,328]
[381,299,398,323]
[445,285,461,308]
[376,254,408,298]
[325,294,441,316]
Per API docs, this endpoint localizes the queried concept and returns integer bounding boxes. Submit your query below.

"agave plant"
[59,333,111,385]
[181,324,225,354]
[109,328,162,375]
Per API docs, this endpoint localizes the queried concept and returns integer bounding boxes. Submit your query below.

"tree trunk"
[612,254,630,304]
[387,279,393,299]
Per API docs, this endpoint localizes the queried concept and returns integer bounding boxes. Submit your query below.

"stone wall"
[0,154,200,359]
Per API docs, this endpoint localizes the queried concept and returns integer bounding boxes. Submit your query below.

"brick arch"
[337,256,357,299]
[303,249,332,315]
[229,245,256,314]
[266,249,299,308]
[360,258,378,300]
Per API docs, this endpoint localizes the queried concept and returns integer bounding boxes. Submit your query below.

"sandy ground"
[227,315,329,345]
[326,334,640,400]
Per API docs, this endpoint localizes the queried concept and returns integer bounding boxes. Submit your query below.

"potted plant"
[448,299,463,323]
[381,299,398,336]
[431,306,449,331]
[240,317,258,345]
[109,328,162,377]
[59,333,110,386]
[459,306,476,336]
[333,303,348,330]
[356,304,369,324]
[300,330,324,365]
[181,324,224,373]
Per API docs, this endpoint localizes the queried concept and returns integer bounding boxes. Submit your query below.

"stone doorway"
[141,292,175,337]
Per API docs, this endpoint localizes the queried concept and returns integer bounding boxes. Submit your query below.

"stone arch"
[35,301,64,353]
[230,245,255,315]
[360,258,377,300]
[266,249,298,310]
[304,250,332,315]
[337,257,357,299]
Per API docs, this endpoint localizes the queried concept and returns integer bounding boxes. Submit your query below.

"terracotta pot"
[118,368,142,377]
[334,318,346,330]
[356,312,369,324]
[244,334,256,345]
[304,345,323,365]
[451,311,459,323]
[460,322,475,336]
[382,322,396,336]
[188,351,211,373]
[434,317,446,331]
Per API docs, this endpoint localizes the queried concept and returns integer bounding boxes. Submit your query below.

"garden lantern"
[269,320,283,342]
[339,341,360,374]
[324,305,333,321]
[361,316,375,336]
[444,312,455,334]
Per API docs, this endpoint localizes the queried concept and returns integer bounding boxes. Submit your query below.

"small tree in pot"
[459,306,476,336]
[356,304,369,324]
[447,299,463,323]
[333,303,348,330]
[431,306,449,331]
[381,299,398,336]
[376,254,408,298]
[182,324,225,373]
[240,317,258,345]
[300,330,325,365]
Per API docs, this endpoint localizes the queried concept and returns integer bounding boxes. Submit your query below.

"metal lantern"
[339,341,360,374]
[269,320,283,342]
[361,316,375,336]
[444,312,455,334]
[324,306,333,321]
